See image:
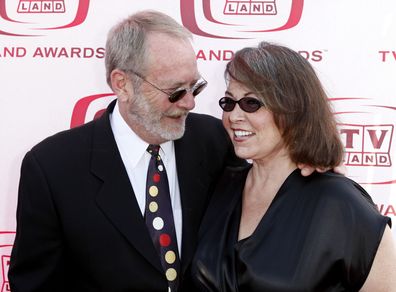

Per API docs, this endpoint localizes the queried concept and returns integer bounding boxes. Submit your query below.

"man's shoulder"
[186,112,221,125]
[185,112,224,135]
[30,118,99,156]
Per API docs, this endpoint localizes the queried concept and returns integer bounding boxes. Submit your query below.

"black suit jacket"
[9,100,245,292]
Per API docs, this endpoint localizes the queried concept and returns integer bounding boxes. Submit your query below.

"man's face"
[119,32,200,145]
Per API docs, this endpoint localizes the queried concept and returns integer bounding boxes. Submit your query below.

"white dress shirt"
[109,102,182,254]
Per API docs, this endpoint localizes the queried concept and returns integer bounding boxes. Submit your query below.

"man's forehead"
[144,33,199,84]
[146,33,195,59]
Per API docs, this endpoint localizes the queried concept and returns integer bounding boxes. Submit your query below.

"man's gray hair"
[105,10,193,89]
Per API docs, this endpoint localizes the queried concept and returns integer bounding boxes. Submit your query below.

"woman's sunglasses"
[218,96,265,113]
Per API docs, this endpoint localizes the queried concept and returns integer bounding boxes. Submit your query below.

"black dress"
[191,166,391,292]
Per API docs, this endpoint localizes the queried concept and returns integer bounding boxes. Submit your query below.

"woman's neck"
[238,153,297,241]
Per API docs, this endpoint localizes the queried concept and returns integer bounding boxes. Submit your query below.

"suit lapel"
[89,102,212,274]
[175,136,208,273]
[90,101,163,273]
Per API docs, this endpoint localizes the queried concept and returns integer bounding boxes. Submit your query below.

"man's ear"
[110,69,132,102]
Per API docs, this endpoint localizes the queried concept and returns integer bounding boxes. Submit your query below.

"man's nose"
[176,91,195,110]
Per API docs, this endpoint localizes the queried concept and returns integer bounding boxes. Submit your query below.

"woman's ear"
[110,69,133,102]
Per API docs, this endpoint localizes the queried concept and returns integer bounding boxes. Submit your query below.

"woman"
[191,42,396,291]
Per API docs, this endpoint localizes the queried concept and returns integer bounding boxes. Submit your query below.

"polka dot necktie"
[145,144,180,292]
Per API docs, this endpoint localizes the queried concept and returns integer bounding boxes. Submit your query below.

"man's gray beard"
[129,92,187,142]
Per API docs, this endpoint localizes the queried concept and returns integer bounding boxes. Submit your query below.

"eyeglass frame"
[218,96,265,113]
[127,70,208,103]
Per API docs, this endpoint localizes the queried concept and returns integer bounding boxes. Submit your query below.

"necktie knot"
[147,144,160,157]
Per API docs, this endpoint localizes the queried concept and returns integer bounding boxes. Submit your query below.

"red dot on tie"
[153,173,160,183]
[159,234,171,247]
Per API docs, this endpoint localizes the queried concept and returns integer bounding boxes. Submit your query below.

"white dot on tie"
[153,217,164,230]
[158,165,164,172]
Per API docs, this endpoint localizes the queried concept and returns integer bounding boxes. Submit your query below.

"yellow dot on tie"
[166,268,177,281]
[149,186,158,197]
[165,251,176,264]
[149,202,158,212]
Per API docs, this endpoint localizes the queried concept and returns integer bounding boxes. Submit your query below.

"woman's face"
[222,79,287,162]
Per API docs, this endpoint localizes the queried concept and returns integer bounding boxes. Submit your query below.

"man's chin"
[159,126,185,141]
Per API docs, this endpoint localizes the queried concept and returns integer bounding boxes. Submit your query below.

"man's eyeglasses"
[130,71,208,103]
[218,96,265,113]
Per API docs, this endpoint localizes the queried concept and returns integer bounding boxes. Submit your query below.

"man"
[9,10,244,291]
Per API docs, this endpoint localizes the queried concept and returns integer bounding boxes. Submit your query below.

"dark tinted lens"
[219,97,236,112]
[192,82,207,96]
[169,89,187,103]
[219,97,263,113]
[239,97,262,113]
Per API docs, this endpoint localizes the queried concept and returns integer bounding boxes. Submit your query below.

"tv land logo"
[0,0,89,36]
[17,0,65,13]
[0,232,14,292]
[379,50,396,62]
[180,0,303,39]
[331,97,396,184]
[340,124,393,167]
[223,0,277,15]
[1,256,10,292]
[70,93,115,128]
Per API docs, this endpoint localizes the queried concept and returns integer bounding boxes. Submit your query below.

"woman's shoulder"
[303,171,374,204]
[300,171,391,228]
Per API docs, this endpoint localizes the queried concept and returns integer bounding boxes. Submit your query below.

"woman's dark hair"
[225,41,343,167]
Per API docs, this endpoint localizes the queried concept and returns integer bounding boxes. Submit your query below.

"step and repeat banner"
[1,0,395,290]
